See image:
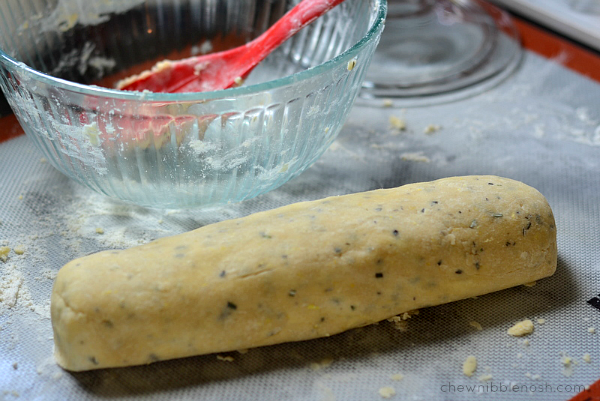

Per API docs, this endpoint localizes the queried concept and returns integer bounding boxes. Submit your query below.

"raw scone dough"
[51,176,557,371]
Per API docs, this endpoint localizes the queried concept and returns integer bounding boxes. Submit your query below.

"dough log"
[51,176,557,371]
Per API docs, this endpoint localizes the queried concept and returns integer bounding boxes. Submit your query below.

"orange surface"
[0,113,24,143]
[513,16,600,83]
[570,380,600,401]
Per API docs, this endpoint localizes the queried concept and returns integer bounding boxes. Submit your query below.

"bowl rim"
[0,0,387,102]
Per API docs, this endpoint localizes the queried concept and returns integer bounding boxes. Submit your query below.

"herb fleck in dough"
[51,176,557,371]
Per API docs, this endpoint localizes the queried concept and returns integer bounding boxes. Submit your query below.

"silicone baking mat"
[2,40,600,401]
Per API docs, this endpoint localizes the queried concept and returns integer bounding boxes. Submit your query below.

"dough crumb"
[389,319,408,332]
[0,246,10,262]
[387,311,418,332]
[390,373,404,381]
[310,357,334,371]
[522,339,531,346]
[389,116,406,131]
[588,327,596,334]
[523,281,537,287]
[469,321,483,331]
[216,355,234,362]
[388,309,419,322]
[478,374,493,382]
[507,320,534,337]
[382,99,393,108]
[347,58,357,71]
[583,354,591,363]
[400,152,430,163]
[423,124,441,134]
[95,227,104,234]
[463,356,477,377]
[13,245,25,255]
[378,386,396,398]
[536,318,545,324]
[40,157,47,163]
[561,353,576,377]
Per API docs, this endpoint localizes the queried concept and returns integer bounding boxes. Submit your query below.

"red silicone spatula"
[117,0,348,93]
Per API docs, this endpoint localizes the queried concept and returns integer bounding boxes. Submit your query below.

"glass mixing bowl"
[0,0,386,208]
